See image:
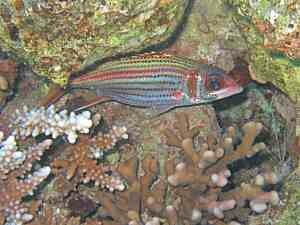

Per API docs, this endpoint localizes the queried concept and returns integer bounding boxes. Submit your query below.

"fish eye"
[209,76,221,91]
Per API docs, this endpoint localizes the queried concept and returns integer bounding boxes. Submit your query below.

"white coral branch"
[11,105,93,144]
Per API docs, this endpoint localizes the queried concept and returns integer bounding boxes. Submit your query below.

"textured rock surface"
[228,0,300,59]
[225,0,300,102]
[0,58,17,110]
[0,0,189,85]
[166,0,248,72]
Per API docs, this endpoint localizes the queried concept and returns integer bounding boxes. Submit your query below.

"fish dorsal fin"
[130,52,173,60]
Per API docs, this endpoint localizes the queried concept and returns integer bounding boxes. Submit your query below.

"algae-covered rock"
[167,0,248,72]
[0,0,189,85]
[273,173,300,225]
[227,0,300,59]
[0,58,17,110]
[225,0,300,102]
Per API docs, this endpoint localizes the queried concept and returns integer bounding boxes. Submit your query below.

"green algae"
[250,46,300,101]
[225,0,300,102]
[275,173,300,225]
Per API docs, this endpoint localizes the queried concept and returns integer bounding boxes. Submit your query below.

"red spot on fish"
[187,71,198,98]
[173,91,184,100]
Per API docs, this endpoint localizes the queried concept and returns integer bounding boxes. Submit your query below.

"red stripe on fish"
[71,67,189,84]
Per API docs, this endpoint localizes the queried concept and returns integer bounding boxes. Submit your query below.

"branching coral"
[0,102,133,224]
[0,104,283,225]
[52,123,128,192]
[72,112,281,225]
[0,132,52,225]
[0,167,51,225]
[10,105,93,144]
[83,155,168,225]
[161,113,280,224]
[0,136,52,180]
[0,104,96,225]
[89,125,128,159]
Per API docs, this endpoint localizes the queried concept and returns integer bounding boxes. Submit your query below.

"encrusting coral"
[0,0,189,85]
[0,59,17,108]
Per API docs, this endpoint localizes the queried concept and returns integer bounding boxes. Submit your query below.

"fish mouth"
[211,86,243,100]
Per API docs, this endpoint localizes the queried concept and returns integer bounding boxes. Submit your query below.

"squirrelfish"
[67,53,243,113]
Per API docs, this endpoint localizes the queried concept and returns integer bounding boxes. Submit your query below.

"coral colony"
[72,113,281,225]
[0,105,94,225]
[0,104,283,225]
[11,105,93,144]
[52,134,127,192]
[89,125,128,159]
[158,114,280,225]
[0,1,298,224]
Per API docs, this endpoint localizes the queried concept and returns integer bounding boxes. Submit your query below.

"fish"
[54,53,243,114]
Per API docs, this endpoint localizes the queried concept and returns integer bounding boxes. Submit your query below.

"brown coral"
[51,122,128,192]
[71,113,281,225]
[0,166,51,225]
[161,113,279,224]
[6,116,128,225]
[83,155,169,225]
[52,135,125,192]
[0,107,282,225]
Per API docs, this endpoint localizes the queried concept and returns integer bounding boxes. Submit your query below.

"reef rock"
[0,0,189,85]
[225,0,300,102]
